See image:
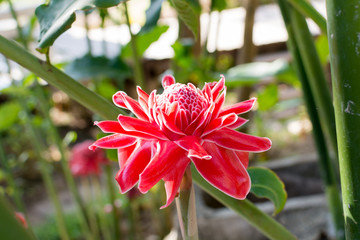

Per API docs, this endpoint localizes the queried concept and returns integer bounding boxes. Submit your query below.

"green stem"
[176,167,199,240]
[277,2,344,239]
[84,12,92,55]
[0,195,35,240]
[18,99,70,240]
[33,83,93,240]
[288,4,338,159]
[105,165,121,240]
[0,35,123,120]
[191,165,297,240]
[82,177,100,239]
[326,0,360,238]
[124,2,146,90]
[92,176,112,240]
[6,0,27,47]
[287,0,327,34]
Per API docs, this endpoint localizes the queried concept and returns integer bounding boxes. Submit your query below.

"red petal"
[90,134,137,149]
[210,91,225,120]
[113,91,148,120]
[162,75,175,87]
[118,115,168,140]
[118,142,138,168]
[202,113,238,136]
[192,142,251,199]
[204,128,272,152]
[161,159,189,209]
[219,98,256,116]
[210,75,225,100]
[175,136,211,160]
[137,86,150,114]
[94,121,123,133]
[115,141,153,193]
[138,141,189,193]
[227,117,248,129]
[236,151,249,168]
[158,111,186,140]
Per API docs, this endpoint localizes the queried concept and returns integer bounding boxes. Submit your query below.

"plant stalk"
[176,167,199,240]
[191,165,297,240]
[0,35,124,120]
[124,2,146,90]
[326,0,360,238]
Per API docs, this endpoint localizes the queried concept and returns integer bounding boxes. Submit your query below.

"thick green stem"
[287,0,327,34]
[105,165,121,240]
[191,165,297,240]
[124,2,146,90]
[0,35,123,120]
[289,4,338,159]
[0,195,35,240]
[277,2,344,239]
[326,0,360,238]
[176,168,199,240]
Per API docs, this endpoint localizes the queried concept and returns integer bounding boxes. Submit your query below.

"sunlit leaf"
[257,84,278,111]
[248,167,287,215]
[121,25,169,58]
[170,0,200,38]
[315,34,329,66]
[35,0,125,52]
[0,102,21,132]
[64,55,131,82]
[211,0,227,11]
[224,59,290,88]
[141,0,165,33]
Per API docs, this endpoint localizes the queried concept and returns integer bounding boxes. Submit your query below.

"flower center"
[156,83,208,123]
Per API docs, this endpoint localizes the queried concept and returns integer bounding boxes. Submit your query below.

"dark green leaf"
[224,59,290,88]
[0,101,21,132]
[121,25,169,58]
[35,0,125,52]
[64,55,131,82]
[141,0,165,33]
[248,167,287,215]
[170,0,200,38]
[257,84,278,111]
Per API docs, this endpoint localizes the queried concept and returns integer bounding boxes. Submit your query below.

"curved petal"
[94,121,123,133]
[210,75,225,100]
[115,141,153,193]
[204,128,272,152]
[138,141,189,193]
[219,97,256,117]
[118,115,168,140]
[113,91,149,120]
[192,142,251,199]
[89,134,137,150]
[236,151,249,168]
[161,158,189,209]
[202,113,238,136]
[118,141,138,168]
[227,117,248,129]
[137,86,150,114]
[175,136,211,160]
[158,111,186,140]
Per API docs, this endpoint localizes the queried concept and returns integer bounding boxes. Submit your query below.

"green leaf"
[0,102,21,132]
[224,59,290,88]
[64,55,131,82]
[211,0,227,11]
[141,0,165,33]
[170,0,200,39]
[121,25,169,58]
[35,0,125,52]
[257,84,279,111]
[315,34,329,66]
[248,167,287,215]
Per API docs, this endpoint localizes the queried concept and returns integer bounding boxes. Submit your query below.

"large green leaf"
[248,167,287,215]
[170,0,200,38]
[35,0,124,52]
[141,0,165,33]
[0,101,21,132]
[121,25,169,58]
[224,59,290,88]
[64,54,131,82]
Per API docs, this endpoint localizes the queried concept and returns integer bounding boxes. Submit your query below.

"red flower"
[70,140,109,177]
[90,75,271,208]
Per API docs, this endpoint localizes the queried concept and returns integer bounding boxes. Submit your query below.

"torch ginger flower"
[70,140,109,177]
[90,75,271,208]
